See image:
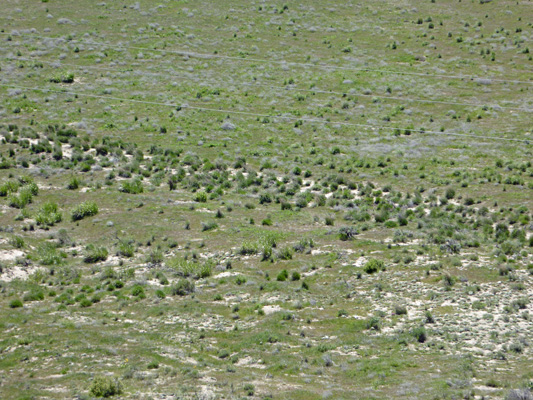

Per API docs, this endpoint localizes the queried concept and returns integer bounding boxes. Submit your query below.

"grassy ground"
[0,0,532,399]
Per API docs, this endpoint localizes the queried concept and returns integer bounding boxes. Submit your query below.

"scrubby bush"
[71,201,98,221]
[50,72,74,84]
[366,316,381,331]
[37,242,66,265]
[171,279,195,296]
[145,248,163,265]
[35,202,62,227]
[364,259,385,274]
[89,376,122,398]
[201,221,218,231]
[10,236,25,249]
[277,269,289,281]
[119,179,143,194]
[394,304,407,315]
[23,290,44,302]
[131,285,146,298]
[0,180,19,196]
[505,389,533,400]
[339,227,358,240]
[277,247,293,260]
[67,176,81,190]
[411,326,427,343]
[117,240,135,258]
[9,299,23,308]
[194,191,207,202]
[84,246,108,263]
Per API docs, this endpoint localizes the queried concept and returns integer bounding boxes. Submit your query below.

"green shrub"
[171,279,195,296]
[243,383,255,396]
[117,240,135,258]
[67,176,81,190]
[442,273,456,288]
[445,188,455,199]
[339,227,358,241]
[35,202,62,227]
[364,259,385,274]
[131,285,146,298]
[0,180,19,196]
[89,376,122,398]
[366,316,381,331]
[277,269,289,281]
[411,326,427,343]
[201,221,218,231]
[84,246,108,263]
[394,304,407,315]
[9,299,23,308]
[155,289,166,299]
[8,186,34,209]
[277,247,293,260]
[80,298,92,308]
[239,241,258,255]
[120,179,143,194]
[10,236,25,249]
[71,201,98,221]
[169,258,212,279]
[36,242,66,265]
[50,72,74,84]
[194,191,207,202]
[23,290,44,302]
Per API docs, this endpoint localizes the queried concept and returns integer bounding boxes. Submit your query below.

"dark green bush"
[277,269,289,281]
[411,326,427,343]
[364,259,385,274]
[9,299,23,308]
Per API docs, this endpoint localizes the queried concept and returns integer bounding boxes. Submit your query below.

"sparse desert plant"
[505,389,533,400]
[0,180,19,196]
[71,201,99,221]
[411,326,427,343]
[9,299,23,308]
[339,227,358,241]
[50,72,74,84]
[120,179,143,194]
[10,235,25,249]
[131,284,146,298]
[364,259,385,274]
[36,242,66,265]
[66,176,81,190]
[201,221,218,231]
[277,269,289,281]
[394,304,407,315]
[8,186,35,209]
[84,245,108,263]
[366,316,381,331]
[23,290,44,302]
[117,240,135,258]
[35,202,62,227]
[89,376,122,398]
[171,279,195,296]
[442,273,457,289]
[194,191,207,202]
[277,247,293,260]
[145,248,163,264]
